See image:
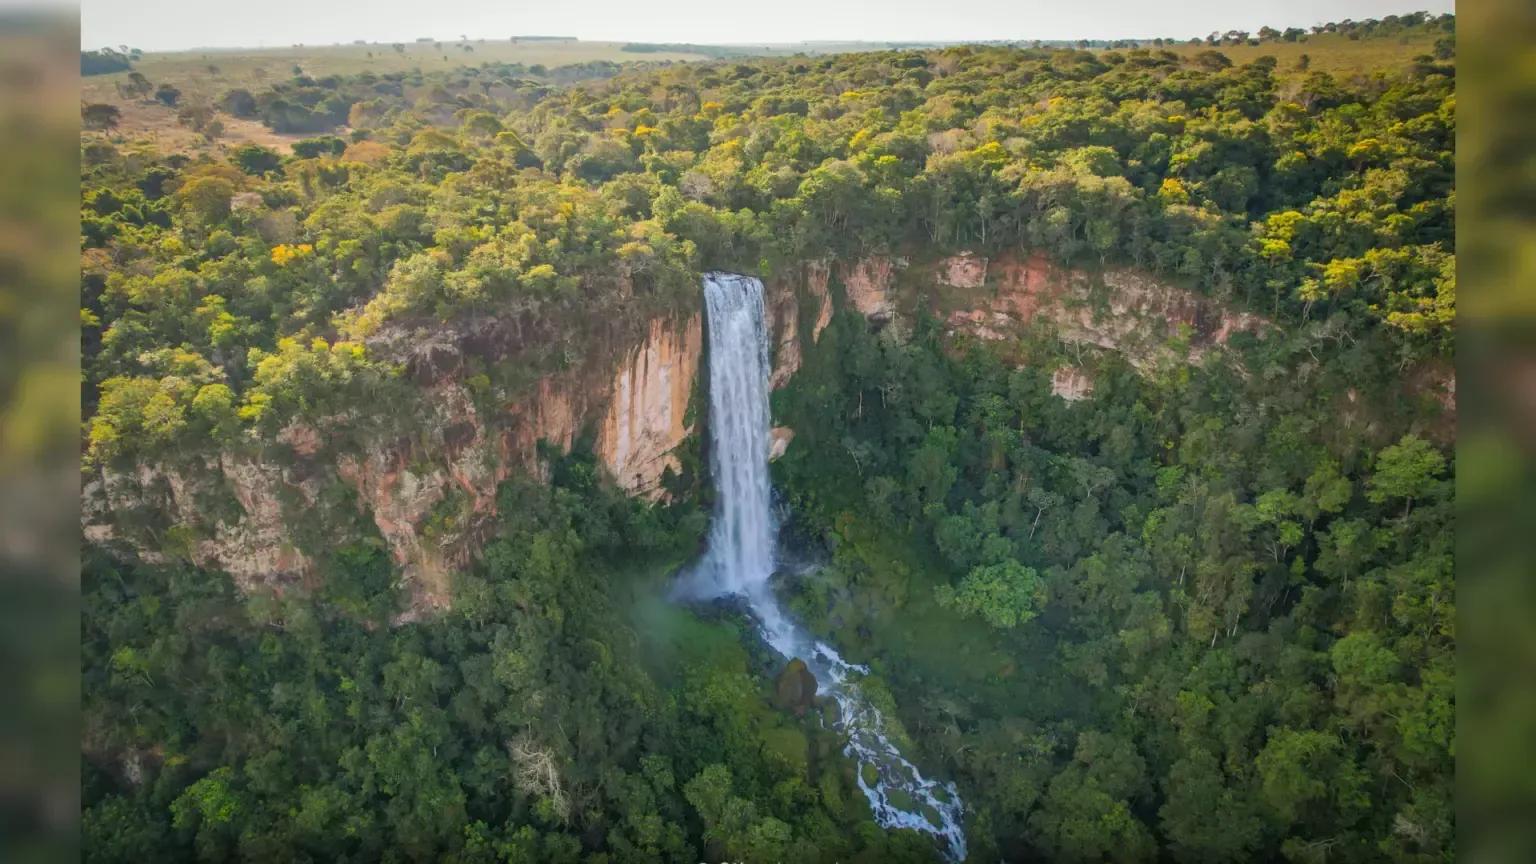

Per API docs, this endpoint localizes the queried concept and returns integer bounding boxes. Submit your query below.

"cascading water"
[692,272,968,862]
[697,273,776,597]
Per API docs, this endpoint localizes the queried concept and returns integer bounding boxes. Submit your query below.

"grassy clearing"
[81,39,707,106]
[81,39,709,155]
[1154,30,1446,79]
[84,96,306,155]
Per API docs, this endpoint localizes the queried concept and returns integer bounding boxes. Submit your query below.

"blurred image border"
[0,5,82,864]
[0,0,1527,861]
[1453,0,1535,862]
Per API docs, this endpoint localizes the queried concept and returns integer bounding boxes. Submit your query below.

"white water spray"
[697,273,776,597]
[691,272,968,862]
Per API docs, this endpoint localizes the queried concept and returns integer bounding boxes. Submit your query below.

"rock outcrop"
[1051,367,1095,403]
[84,308,703,617]
[766,279,801,391]
[769,426,794,461]
[597,314,703,497]
[841,256,898,320]
[806,260,833,342]
[88,455,323,596]
[772,657,819,717]
[937,253,987,289]
[933,253,1264,368]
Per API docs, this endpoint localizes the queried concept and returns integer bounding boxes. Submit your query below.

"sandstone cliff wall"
[84,307,705,617]
[597,314,703,497]
[83,255,1264,617]
[930,252,1263,367]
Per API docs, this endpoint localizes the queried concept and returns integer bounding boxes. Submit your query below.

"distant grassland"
[1154,29,1446,79]
[80,39,711,155]
[81,38,708,105]
[83,28,1445,106]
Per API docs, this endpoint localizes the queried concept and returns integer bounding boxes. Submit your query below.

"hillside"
[81,39,710,153]
[82,13,1455,864]
[81,13,1453,157]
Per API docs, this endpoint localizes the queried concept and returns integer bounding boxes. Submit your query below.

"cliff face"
[841,256,896,320]
[597,314,703,497]
[931,252,1264,367]
[83,255,1259,616]
[766,272,804,391]
[84,307,705,617]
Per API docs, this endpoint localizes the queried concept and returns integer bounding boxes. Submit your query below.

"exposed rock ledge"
[84,310,704,616]
[598,315,703,496]
[930,252,1265,369]
[769,426,794,461]
[1051,367,1095,402]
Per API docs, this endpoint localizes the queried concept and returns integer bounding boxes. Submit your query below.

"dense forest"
[82,12,1454,863]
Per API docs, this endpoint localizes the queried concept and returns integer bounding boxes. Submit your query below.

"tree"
[219,88,258,117]
[292,136,348,158]
[120,71,152,99]
[81,49,132,76]
[231,143,283,176]
[153,83,181,107]
[81,103,121,130]
[935,559,1046,628]
[176,102,215,133]
[461,111,503,137]
[171,767,242,832]
[1255,727,1368,825]
[1031,767,1154,861]
[1193,50,1233,72]
[176,175,236,222]
[1159,748,1265,862]
[190,382,240,443]
[83,796,173,862]
[87,376,189,464]
[1367,434,1446,515]
[1030,731,1154,861]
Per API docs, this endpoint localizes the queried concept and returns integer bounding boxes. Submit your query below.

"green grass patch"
[628,591,748,687]
[885,785,917,814]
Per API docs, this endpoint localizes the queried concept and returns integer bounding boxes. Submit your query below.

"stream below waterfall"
[680,272,968,862]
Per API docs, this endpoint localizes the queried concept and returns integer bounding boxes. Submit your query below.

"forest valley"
[82,13,1454,864]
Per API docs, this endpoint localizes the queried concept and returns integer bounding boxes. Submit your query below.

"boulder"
[769,426,794,461]
[773,657,819,716]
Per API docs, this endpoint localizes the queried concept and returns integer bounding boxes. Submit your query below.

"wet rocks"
[773,657,819,716]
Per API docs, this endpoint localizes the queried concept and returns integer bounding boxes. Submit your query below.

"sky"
[81,0,1455,53]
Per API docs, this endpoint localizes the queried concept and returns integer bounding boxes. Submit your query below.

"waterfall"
[694,272,969,862]
[699,273,776,596]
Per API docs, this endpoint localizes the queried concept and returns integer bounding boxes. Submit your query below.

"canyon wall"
[940,253,1265,365]
[958,253,1265,391]
[83,255,1258,617]
[84,307,706,617]
[597,314,704,497]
